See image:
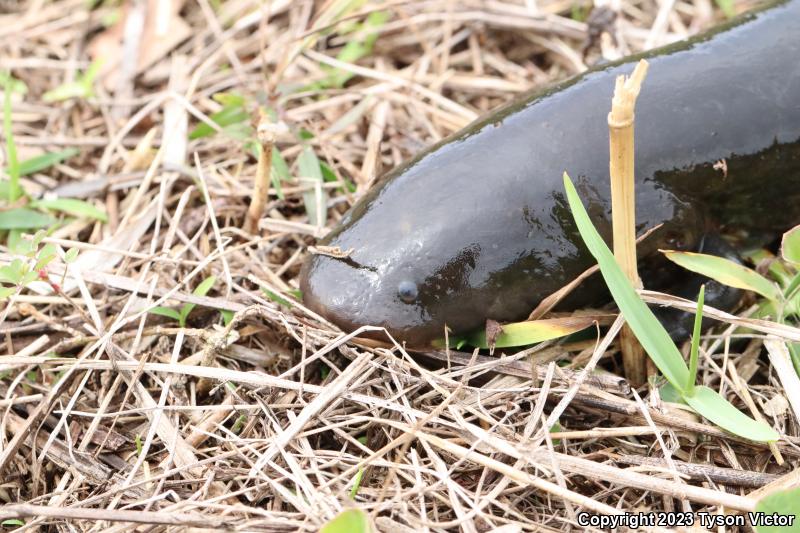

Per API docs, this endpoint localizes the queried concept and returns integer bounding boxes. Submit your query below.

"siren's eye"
[397,280,418,303]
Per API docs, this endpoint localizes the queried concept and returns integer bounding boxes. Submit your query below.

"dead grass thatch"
[0,0,797,531]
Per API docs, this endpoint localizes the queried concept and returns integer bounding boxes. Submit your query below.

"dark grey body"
[301,0,800,345]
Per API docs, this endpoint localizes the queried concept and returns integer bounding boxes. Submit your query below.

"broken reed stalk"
[243,109,276,235]
[608,59,649,386]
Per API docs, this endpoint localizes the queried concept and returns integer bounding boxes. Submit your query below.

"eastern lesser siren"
[300,0,800,346]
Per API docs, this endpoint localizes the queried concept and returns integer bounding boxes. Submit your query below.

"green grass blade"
[80,58,104,91]
[349,467,365,499]
[683,385,778,442]
[262,287,293,308]
[15,148,79,176]
[189,104,249,139]
[327,11,389,88]
[149,307,181,321]
[30,198,107,222]
[0,208,54,229]
[298,145,328,227]
[271,147,289,200]
[663,250,782,302]
[0,72,27,95]
[179,275,217,325]
[320,509,372,533]
[465,316,595,349]
[789,343,800,377]
[784,273,800,303]
[3,76,22,202]
[43,81,89,102]
[687,285,704,394]
[562,173,690,389]
[782,225,800,264]
[42,59,103,103]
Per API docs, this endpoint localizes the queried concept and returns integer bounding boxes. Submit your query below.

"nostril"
[397,280,418,303]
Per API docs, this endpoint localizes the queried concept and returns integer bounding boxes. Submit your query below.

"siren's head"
[299,176,489,345]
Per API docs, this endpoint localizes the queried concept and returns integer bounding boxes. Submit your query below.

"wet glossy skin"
[301,0,800,346]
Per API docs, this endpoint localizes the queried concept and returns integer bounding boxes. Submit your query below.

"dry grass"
[0,0,797,531]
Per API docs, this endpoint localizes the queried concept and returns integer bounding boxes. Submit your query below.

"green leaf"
[2,519,25,526]
[549,420,563,446]
[318,160,355,193]
[189,104,249,139]
[782,225,800,265]
[149,306,181,321]
[34,243,58,271]
[659,381,685,404]
[0,259,25,284]
[219,121,253,141]
[0,208,54,229]
[663,250,781,302]
[465,317,595,349]
[349,467,365,499]
[571,3,588,21]
[64,248,79,263]
[320,161,339,183]
[298,145,328,227]
[683,386,779,442]
[42,59,103,102]
[755,487,800,533]
[562,173,690,389]
[179,275,217,326]
[785,273,800,304]
[288,288,302,300]
[0,266,20,283]
[262,287,293,308]
[769,256,795,288]
[316,11,389,89]
[320,509,373,533]
[789,343,800,377]
[0,286,16,299]
[43,82,87,102]
[30,198,107,222]
[20,271,38,285]
[270,147,289,200]
[7,229,27,255]
[0,71,27,94]
[213,92,246,107]
[31,229,46,247]
[220,309,234,325]
[686,285,704,394]
[135,434,143,455]
[272,147,290,180]
[231,413,247,433]
[13,148,80,176]
[3,76,22,202]
[193,275,217,297]
[81,58,104,87]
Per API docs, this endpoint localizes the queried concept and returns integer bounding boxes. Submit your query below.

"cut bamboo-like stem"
[244,109,277,235]
[609,59,649,386]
